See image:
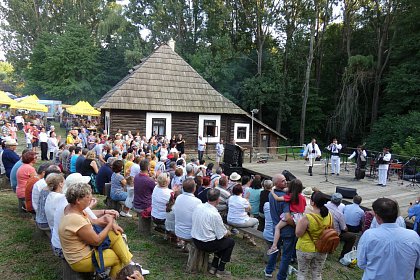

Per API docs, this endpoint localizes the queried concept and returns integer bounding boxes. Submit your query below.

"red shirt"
[283,193,306,213]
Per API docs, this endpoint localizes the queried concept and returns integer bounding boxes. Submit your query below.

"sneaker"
[267,247,279,255]
[231,228,239,235]
[120,211,132,218]
[336,173,339,176]
[208,266,217,275]
[288,265,298,275]
[141,268,150,275]
[263,269,273,278]
[215,270,231,278]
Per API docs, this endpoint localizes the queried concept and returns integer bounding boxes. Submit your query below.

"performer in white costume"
[303,138,321,176]
[377,147,391,187]
[327,138,342,175]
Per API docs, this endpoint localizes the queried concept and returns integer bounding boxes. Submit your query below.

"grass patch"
[0,188,366,279]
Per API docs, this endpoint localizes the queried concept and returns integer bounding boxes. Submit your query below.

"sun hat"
[5,138,18,146]
[229,172,241,181]
[64,173,91,193]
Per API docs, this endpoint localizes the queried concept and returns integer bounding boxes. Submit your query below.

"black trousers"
[40,142,48,160]
[339,231,356,259]
[49,152,54,161]
[346,224,361,233]
[198,151,204,161]
[193,237,235,263]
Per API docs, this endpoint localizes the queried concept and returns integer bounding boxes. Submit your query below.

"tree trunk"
[299,16,316,145]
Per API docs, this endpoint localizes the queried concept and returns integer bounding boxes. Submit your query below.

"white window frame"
[234,123,250,143]
[198,115,220,143]
[146,113,172,139]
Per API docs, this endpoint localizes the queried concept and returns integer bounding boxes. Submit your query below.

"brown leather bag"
[307,213,340,254]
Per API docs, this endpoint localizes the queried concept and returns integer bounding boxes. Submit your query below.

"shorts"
[280,212,303,224]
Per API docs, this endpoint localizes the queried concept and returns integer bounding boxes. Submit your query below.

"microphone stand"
[320,148,335,185]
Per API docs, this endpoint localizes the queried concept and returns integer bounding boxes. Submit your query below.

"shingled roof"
[95,44,246,115]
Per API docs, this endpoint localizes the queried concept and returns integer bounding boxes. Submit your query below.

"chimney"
[168,38,175,51]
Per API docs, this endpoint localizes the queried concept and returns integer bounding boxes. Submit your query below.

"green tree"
[25,24,103,103]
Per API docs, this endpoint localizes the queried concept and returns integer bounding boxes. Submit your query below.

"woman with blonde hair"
[44,173,65,229]
[151,173,173,228]
[124,153,134,177]
[59,183,140,278]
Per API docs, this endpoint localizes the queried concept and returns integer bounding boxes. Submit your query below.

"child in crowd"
[124,176,135,213]
[267,179,306,255]
[115,264,144,280]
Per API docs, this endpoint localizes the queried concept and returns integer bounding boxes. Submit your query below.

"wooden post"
[186,242,209,273]
[138,215,151,234]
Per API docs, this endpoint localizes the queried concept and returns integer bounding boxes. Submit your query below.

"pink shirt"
[16,164,36,199]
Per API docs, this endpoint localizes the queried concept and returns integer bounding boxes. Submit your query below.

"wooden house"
[95,43,286,155]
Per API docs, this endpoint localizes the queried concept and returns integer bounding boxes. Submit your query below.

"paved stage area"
[243,159,420,217]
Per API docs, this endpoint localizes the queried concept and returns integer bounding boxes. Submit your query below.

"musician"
[377,147,391,187]
[303,138,321,176]
[348,146,367,180]
[327,138,342,175]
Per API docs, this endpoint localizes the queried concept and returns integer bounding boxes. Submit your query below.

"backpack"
[307,213,340,254]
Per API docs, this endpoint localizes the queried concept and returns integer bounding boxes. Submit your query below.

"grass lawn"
[1,121,365,279]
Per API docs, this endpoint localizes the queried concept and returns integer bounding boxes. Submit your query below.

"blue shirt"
[2,148,20,178]
[408,204,420,232]
[269,189,293,237]
[343,203,365,227]
[75,155,85,174]
[357,223,420,280]
[246,188,262,215]
[9,160,23,191]
[70,155,79,173]
[263,202,274,242]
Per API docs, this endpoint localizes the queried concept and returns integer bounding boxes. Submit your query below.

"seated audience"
[191,188,235,278]
[10,149,30,192]
[16,151,37,206]
[133,160,155,213]
[215,176,231,216]
[110,160,131,217]
[96,157,116,195]
[173,179,202,240]
[197,176,211,203]
[25,163,50,213]
[408,196,420,235]
[244,176,263,218]
[151,173,173,226]
[44,173,65,229]
[343,195,365,233]
[227,184,259,230]
[59,183,143,278]
[325,193,356,262]
[32,165,61,213]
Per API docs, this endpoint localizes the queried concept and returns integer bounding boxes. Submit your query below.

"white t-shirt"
[130,163,140,178]
[39,132,48,143]
[227,195,250,224]
[15,115,24,124]
[32,179,47,212]
[151,186,173,220]
[173,193,202,240]
[45,192,65,229]
[160,148,168,159]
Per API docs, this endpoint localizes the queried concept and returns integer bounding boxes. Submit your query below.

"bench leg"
[138,216,151,234]
[62,259,94,280]
[186,242,209,273]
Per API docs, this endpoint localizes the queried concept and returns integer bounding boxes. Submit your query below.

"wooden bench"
[236,226,265,241]
[62,259,94,280]
[185,241,209,273]
[132,209,152,235]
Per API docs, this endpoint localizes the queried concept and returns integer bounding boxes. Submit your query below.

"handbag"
[141,207,152,219]
[91,224,111,279]
[339,246,357,267]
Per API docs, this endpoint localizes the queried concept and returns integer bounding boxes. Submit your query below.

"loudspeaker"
[223,143,244,167]
[282,170,297,181]
[336,186,357,199]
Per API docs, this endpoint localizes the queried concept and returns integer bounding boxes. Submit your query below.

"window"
[146,113,172,138]
[233,123,250,143]
[237,127,247,140]
[198,115,221,143]
[204,120,218,137]
[152,118,166,137]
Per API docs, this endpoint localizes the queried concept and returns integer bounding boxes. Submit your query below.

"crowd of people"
[0,119,419,280]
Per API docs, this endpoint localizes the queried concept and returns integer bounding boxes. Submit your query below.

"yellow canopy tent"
[0,91,17,106]
[66,101,100,116]
[10,95,48,112]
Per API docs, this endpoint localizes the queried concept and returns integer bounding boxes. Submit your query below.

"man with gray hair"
[326,192,356,263]
[264,173,295,279]
[192,188,234,278]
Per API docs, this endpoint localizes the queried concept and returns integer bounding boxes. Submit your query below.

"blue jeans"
[265,235,296,280]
